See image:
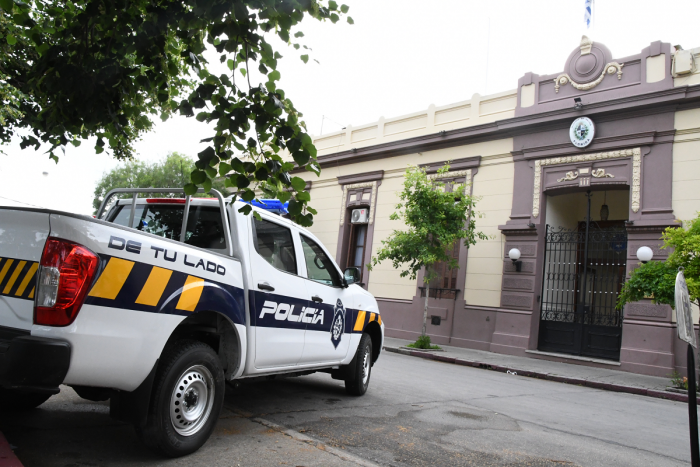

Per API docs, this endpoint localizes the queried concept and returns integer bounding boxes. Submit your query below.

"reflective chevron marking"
[0,258,38,300]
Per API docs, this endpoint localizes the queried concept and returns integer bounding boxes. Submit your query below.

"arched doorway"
[538,188,629,360]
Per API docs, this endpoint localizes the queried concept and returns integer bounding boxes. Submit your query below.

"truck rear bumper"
[0,326,71,394]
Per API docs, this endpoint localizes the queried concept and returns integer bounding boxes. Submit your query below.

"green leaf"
[6,34,16,45]
[184,183,198,196]
[300,54,309,64]
[290,176,306,191]
[238,204,252,215]
[203,178,212,193]
[347,16,354,24]
[340,4,349,13]
[241,189,255,202]
[329,1,338,10]
[330,13,339,23]
[227,59,235,70]
[191,170,207,184]
[0,0,13,13]
[294,31,304,38]
[268,70,281,81]
[296,191,310,202]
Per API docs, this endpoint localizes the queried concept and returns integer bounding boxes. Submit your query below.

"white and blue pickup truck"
[0,189,383,457]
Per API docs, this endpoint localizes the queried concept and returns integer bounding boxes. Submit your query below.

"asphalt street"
[1,351,692,466]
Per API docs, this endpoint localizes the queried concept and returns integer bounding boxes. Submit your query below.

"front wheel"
[345,333,373,396]
[136,340,224,457]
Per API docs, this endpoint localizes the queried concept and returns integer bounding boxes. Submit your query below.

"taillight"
[35,237,100,326]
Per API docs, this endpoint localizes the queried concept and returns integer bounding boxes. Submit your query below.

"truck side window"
[300,235,341,287]
[107,204,226,252]
[253,218,297,275]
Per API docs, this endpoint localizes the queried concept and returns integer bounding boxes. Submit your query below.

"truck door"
[249,216,308,368]
[297,234,354,365]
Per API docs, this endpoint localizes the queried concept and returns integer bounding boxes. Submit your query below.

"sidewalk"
[382,336,697,403]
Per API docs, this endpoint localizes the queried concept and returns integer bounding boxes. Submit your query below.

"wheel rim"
[362,346,371,385]
[169,365,215,436]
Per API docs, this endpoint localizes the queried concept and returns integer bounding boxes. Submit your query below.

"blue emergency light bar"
[246,199,289,215]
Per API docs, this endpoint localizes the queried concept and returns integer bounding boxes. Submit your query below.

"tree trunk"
[422,269,429,336]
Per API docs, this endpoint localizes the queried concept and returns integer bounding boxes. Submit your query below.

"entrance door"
[538,221,627,360]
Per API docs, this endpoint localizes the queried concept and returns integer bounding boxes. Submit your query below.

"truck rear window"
[107,204,226,252]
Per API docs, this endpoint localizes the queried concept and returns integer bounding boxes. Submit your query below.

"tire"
[136,340,224,458]
[345,333,373,396]
[0,388,52,411]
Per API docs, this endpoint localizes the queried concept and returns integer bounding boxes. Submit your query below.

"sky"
[1,0,699,215]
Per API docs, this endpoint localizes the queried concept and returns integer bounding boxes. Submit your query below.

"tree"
[92,151,229,214]
[368,164,488,338]
[1,0,353,226]
[617,214,700,310]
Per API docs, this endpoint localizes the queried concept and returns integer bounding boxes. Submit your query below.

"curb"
[384,346,698,404]
[0,432,23,467]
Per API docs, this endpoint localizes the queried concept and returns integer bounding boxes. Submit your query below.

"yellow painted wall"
[366,173,416,300]
[672,108,700,222]
[464,155,514,307]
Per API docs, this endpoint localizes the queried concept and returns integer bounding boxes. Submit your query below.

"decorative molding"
[579,35,593,55]
[554,62,624,93]
[427,169,472,183]
[420,155,481,174]
[337,170,384,185]
[339,181,378,226]
[557,171,579,182]
[532,147,641,218]
[591,168,614,178]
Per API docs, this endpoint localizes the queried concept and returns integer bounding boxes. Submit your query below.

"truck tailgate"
[0,208,50,331]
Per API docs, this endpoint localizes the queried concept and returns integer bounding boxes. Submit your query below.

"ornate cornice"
[554,62,624,93]
[532,148,641,218]
[298,85,699,171]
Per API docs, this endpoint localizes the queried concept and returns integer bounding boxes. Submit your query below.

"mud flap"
[109,359,158,426]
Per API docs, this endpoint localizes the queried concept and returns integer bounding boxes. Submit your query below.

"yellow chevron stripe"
[88,257,135,300]
[369,312,376,323]
[0,259,14,285]
[135,266,173,306]
[354,310,366,331]
[28,286,35,299]
[377,315,382,326]
[176,276,205,312]
[3,260,26,294]
[15,262,38,297]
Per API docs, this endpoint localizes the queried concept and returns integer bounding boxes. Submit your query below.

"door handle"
[311,295,323,303]
[258,282,275,292]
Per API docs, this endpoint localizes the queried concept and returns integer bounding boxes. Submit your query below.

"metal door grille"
[538,223,627,360]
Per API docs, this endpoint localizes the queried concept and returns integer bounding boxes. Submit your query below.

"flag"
[584,0,595,29]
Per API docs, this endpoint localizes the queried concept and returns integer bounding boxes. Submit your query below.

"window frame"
[251,215,301,277]
[299,233,344,288]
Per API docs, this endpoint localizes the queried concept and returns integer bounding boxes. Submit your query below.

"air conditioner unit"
[351,208,369,224]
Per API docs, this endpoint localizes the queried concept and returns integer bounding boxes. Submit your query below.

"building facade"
[296,38,700,377]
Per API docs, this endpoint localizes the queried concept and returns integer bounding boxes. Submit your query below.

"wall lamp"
[574,97,583,110]
[527,222,536,228]
[636,246,653,264]
[508,248,522,272]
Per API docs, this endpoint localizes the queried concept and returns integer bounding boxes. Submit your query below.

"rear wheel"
[136,340,224,457]
[0,388,52,411]
[345,333,372,396]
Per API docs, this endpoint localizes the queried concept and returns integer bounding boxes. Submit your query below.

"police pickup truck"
[0,189,383,457]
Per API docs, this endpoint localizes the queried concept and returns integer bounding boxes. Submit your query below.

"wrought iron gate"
[538,217,627,361]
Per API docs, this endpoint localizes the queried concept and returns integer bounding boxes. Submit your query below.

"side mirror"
[344,267,361,286]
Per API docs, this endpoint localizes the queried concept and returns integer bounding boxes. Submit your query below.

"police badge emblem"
[330,299,346,348]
